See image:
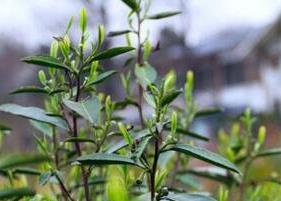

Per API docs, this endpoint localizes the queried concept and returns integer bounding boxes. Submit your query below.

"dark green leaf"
[162,144,240,174]
[135,135,152,159]
[12,167,41,176]
[178,167,238,186]
[106,129,152,153]
[108,30,131,37]
[162,193,216,201]
[21,55,72,71]
[86,70,117,86]
[161,90,182,107]
[76,153,143,168]
[0,104,68,130]
[64,137,95,144]
[0,154,49,169]
[147,11,181,20]
[255,148,281,158]
[63,97,101,124]
[121,0,139,11]
[89,47,135,62]
[0,188,35,200]
[175,130,208,141]
[107,122,169,154]
[70,177,106,190]
[195,108,223,118]
[164,126,209,141]
[10,86,48,95]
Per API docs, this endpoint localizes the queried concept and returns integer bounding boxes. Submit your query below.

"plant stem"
[136,6,145,128]
[52,127,73,201]
[150,138,159,201]
[71,32,91,201]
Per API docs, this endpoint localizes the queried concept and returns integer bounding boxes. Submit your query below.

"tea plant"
[213,109,281,201]
[1,1,279,201]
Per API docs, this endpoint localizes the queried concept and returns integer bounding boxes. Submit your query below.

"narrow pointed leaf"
[63,97,101,124]
[12,167,41,176]
[21,55,72,71]
[0,188,35,200]
[121,0,139,11]
[0,104,68,129]
[76,153,143,168]
[86,70,117,86]
[164,125,209,141]
[195,108,223,118]
[178,167,238,185]
[89,47,135,62]
[108,30,131,37]
[135,135,152,158]
[10,86,48,95]
[161,90,182,106]
[147,11,181,20]
[162,193,216,201]
[64,137,96,144]
[255,148,281,158]
[0,154,49,169]
[162,144,240,174]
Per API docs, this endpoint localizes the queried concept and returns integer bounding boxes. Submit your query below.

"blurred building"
[152,13,281,114]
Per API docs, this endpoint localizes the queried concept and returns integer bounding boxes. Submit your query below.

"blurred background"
[1,0,281,153]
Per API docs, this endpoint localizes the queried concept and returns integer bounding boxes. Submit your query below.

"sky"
[0,0,281,49]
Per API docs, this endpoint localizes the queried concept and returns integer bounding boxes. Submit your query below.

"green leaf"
[178,167,238,186]
[0,168,41,177]
[21,55,71,71]
[108,30,131,37]
[0,104,68,130]
[0,154,49,169]
[30,120,53,137]
[89,47,135,62]
[10,86,48,95]
[65,16,74,34]
[12,167,41,176]
[147,11,181,20]
[195,108,223,118]
[86,70,117,86]
[161,90,182,107]
[64,137,95,144]
[255,148,281,158]
[121,0,139,11]
[80,8,87,33]
[98,25,105,48]
[76,153,143,168]
[0,188,35,200]
[135,64,157,88]
[162,144,240,174]
[162,193,216,201]
[164,126,209,141]
[63,97,101,124]
[118,122,133,147]
[106,129,151,154]
[135,135,152,159]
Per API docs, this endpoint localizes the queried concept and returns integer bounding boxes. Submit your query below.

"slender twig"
[52,127,74,201]
[71,32,91,201]
[150,137,160,201]
[136,7,145,128]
